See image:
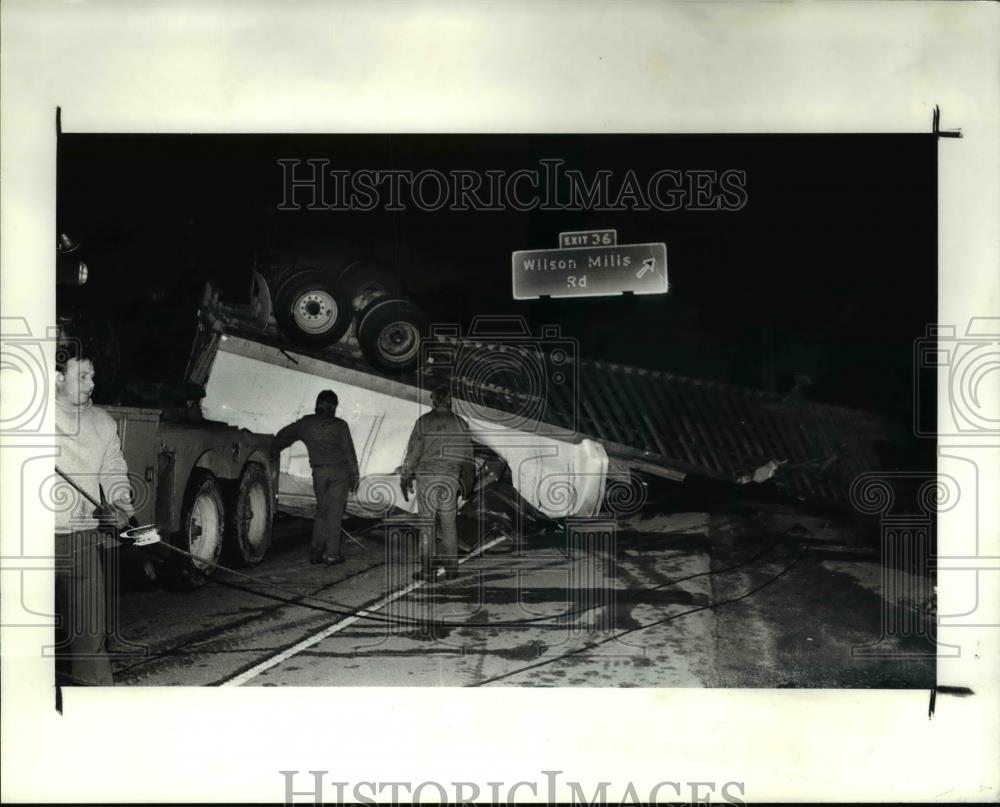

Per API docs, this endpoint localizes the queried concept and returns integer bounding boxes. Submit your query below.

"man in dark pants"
[54,345,134,686]
[400,384,474,581]
[273,390,359,565]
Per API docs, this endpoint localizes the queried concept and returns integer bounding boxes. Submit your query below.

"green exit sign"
[512,242,668,300]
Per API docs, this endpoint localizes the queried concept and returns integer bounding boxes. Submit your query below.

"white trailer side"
[195,333,608,520]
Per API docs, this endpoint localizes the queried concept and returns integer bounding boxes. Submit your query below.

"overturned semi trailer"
[188,288,904,523]
[186,308,608,522]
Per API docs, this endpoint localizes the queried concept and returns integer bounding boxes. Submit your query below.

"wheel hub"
[378,321,418,360]
[189,495,220,565]
[293,291,338,334]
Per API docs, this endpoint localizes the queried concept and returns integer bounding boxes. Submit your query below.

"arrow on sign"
[636,258,656,279]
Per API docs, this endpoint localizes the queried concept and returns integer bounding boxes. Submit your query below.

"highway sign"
[559,229,617,248]
[512,242,668,300]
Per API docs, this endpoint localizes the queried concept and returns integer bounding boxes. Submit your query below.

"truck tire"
[338,258,402,312]
[356,296,428,374]
[273,269,352,347]
[165,470,226,590]
[225,462,274,567]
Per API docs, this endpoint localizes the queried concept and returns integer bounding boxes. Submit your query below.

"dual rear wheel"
[162,463,273,590]
[271,261,426,373]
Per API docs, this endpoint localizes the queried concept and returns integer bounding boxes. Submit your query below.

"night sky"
[57,133,936,435]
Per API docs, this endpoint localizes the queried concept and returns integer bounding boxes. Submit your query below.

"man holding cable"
[53,342,134,686]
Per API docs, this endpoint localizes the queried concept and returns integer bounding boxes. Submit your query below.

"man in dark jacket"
[273,390,359,565]
[401,384,474,581]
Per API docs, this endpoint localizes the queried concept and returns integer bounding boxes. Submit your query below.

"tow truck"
[105,403,277,588]
[54,236,277,588]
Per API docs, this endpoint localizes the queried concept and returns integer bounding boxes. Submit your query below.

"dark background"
[57,134,936,436]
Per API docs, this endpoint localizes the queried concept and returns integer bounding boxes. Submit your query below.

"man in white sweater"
[54,347,133,685]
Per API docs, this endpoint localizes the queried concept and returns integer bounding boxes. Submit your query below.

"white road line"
[221,534,509,686]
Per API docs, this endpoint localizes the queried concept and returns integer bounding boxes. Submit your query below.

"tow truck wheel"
[225,462,274,567]
[165,470,226,590]
[273,270,352,347]
[356,296,428,374]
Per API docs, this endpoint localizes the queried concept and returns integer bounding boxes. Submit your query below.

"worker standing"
[273,390,359,565]
[400,384,474,581]
[54,345,134,686]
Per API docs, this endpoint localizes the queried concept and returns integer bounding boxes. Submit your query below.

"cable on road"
[116,539,806,681]
[469,545,808,687]
[147,533,593,630]
[648,538,782,591]
[126,522,799,644]
[151,534,792,634]
[65,459,806,681]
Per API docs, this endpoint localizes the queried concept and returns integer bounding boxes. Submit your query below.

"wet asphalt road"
[110,510,935,688]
